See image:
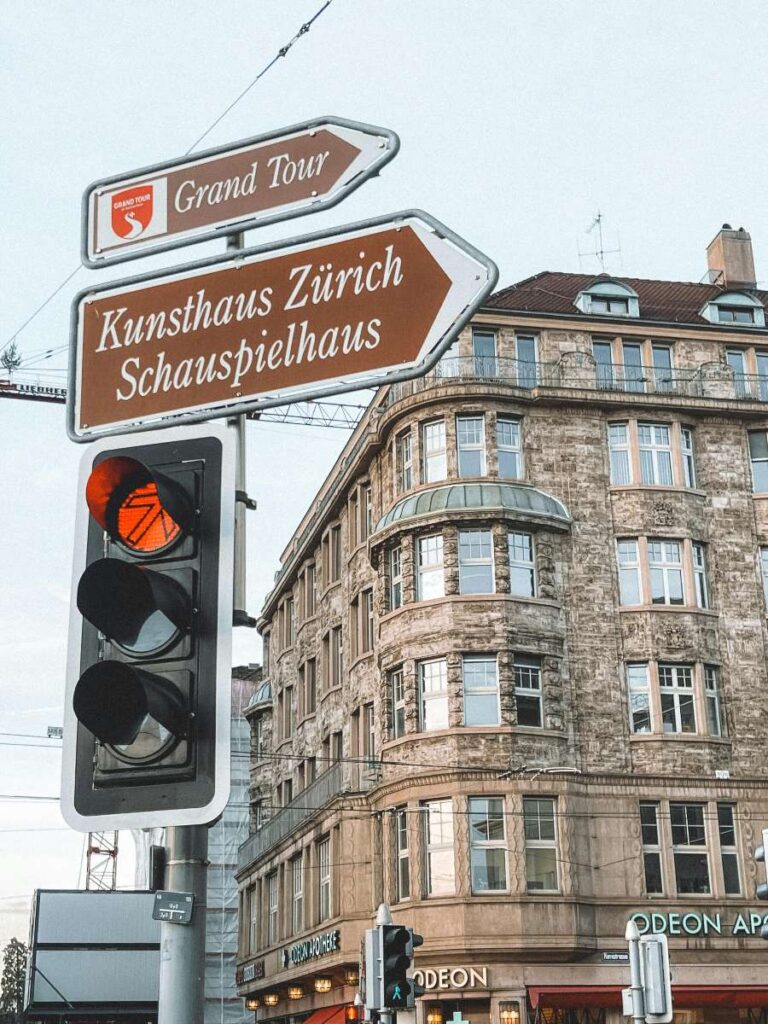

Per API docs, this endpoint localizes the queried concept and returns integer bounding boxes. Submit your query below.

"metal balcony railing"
[384,354,768,405]
[238,761,347,870]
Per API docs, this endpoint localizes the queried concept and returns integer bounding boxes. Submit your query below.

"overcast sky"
[3,0,768,947]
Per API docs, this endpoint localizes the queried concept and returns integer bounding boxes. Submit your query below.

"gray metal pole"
[226,230,254,627]
[158,825,209,1024]
[625,919,646,1024]
[158,228,249,1024]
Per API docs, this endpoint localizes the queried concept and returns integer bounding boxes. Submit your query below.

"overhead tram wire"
[0,0,337,359]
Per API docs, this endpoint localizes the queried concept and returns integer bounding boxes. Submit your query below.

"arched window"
[575,277,640,317]
[701,290,765,327]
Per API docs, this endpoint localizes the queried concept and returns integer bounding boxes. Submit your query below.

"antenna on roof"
[577,210,622,273]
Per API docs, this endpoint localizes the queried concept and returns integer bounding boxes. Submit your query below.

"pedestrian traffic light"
[756,828,768,901]
[639,934,673,1023]
[378,925,424,1010]
[61,423,235,830]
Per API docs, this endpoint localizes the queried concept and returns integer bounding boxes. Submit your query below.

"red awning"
[301,1004,350,1024]
[529,986,768,1010]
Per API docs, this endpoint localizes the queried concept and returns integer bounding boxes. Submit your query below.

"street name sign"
[153,891,194,925]
[82,116,399,267]
[68,210,498,442]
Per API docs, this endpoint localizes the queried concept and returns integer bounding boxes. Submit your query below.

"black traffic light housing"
[379,924,424,1010]
[62,423,235,830]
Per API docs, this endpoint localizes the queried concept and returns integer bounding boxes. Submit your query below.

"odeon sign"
[413,967,489,991]
[632,910,768,937]
[282,929,341,968]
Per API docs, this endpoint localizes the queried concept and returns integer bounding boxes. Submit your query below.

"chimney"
[706,224,756,288]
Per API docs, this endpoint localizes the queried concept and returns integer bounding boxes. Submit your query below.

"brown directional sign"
[68,211,498,442]
[82,116,399,268]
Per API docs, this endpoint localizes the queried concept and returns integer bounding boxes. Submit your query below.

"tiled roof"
[485,271,768,326]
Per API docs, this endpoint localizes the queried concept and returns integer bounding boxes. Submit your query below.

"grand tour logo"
[111,184,155,239]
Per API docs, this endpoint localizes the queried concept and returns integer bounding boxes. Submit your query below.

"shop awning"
[529,986,768,1010]
[301,1004,350,1024]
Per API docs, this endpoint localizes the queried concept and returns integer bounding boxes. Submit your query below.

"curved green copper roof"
[375,482,570,533]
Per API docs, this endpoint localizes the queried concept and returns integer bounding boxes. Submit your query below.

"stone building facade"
[236,226,768,1024]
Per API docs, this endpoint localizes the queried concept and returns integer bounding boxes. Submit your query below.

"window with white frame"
[680,428,696,487]
[617,539,642,605]
[305,658,317,715]
[291,854,303,935]
[469,797,507,892]
[692,542,709,609]
[472,329,498,376]
[458,529,495,594]
[417,535,445,600]
[516,334,538,388]
[422,799,455,895]
[659,663,696,733]
[717,804,741,895]
[418,658,448,731]
[456,415,486,476]
[362,485,373,542]
[318,838,331,921]
[761,548,768,605]
[640,802,663,894]
[703,291,765,327]
[462,654,499,726]
[705,666,725,737]
[422,420,447,483]
[396,429,413,491]
[267,871,279,944]
[248,884,259,953]
[670,803,710,894]
[253,714,267,759]
[508,531,535,597]
[363,702,375,767]
[608,422,631,484]
[749,431,768,492]
[627,662,651,734]
[593,339,615,387]
[391,667,406,739]
[576,280,639,317]
[523,797,559,892]
[514,654,543,727]
[361,588,374,653]
[638,423,674,486]
[648,539,685,605]
[390,545,403,610]
[395,807,410,901]
[283,685,294,738]
[497,417,523,479]
[330,626,343,687]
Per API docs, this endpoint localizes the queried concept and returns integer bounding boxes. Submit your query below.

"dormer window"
[592,296,629,315]
[575,278,640,318]
[702,291,765,327]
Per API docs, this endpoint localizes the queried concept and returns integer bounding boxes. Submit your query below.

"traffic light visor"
[86,456,193,555]
[77,558,191,655]
[73,661,188,758]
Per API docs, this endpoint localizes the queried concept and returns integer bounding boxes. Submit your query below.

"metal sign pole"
[158,231,250,1024]
[158,825,209,1024]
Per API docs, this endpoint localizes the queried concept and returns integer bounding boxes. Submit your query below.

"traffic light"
[378,925,424,1010]
[754,827,768,938]
[61,423,235,831]
[639,934,673,1024]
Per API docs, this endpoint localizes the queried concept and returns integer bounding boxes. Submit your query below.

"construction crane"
[0,377,367,429]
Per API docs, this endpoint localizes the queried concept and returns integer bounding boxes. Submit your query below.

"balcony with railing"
[238,757,379,871]
[384,354,768,407]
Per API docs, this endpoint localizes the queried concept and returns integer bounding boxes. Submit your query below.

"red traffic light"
[86,455,193,555]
